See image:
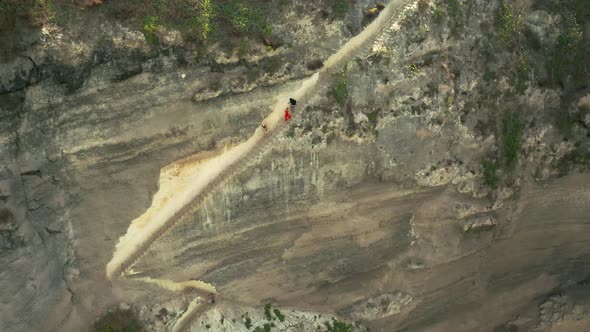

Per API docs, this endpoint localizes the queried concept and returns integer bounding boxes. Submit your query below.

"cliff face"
[1,0,590,331]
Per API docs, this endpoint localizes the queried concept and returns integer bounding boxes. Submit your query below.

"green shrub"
[333,0,350,19]
[502,112,524,167]
[496,3,523,45]
[329,64,349,106]
[483,70,497,82]
[195,0,215,41]
[482,159,500,189]
[93,308,142,332]
[216,1,271,36]
[273,308,285,322]
[151,0,165,13]
[244,316,252,329]
[446,0,463,18]
[366,111,379,126]
[260,23,272,36]
[324,318,353,332]
[407,63,420,77]
[433,5,445,23]
[217,1,249,31]
[264,304,272,321]
[143,16,161,43]
[547,13,583,82]
[557,22,583,51]
[517,53,529,78]
[418,0,429,13]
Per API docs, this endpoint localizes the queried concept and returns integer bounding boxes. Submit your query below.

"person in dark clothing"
[261,123,267,132]
[289,98,297,112]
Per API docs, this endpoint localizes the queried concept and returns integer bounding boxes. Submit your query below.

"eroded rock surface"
[1,0,590,331]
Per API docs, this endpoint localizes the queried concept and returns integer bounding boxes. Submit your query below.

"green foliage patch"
[445,0,463,18]
[264,304,273,321]
[546,13,583,84]
[273,308,285,322]
[329,64,349,106]
[496,3,523,45]
[482,159,500,189]
[143,15,161,43]
[93,308,142,332]
[333,0,350,19]
[245,316,253,329]
[502,112,524,167]
[324,318,353,332]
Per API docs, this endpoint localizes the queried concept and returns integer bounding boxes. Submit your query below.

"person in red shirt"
[284,108,292,121]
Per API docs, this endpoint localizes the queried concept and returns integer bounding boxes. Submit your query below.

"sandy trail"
[105,0,413,330]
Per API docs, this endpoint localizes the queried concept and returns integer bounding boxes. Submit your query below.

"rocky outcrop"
[344,292,413,320]
[463,216,496,233]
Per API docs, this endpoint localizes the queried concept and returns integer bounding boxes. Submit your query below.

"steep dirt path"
[106,0,415,330]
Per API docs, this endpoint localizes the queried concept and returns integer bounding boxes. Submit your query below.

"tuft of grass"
[366,111,379,126]
[502,112,524,167]
[483,70,497,82]
[445,0,463,18]
[547,12,583,84]
[194,0,215,41]
[262,56,282,74]
[433,5,445,23]
[482,159,500,189]
[329,64,349,106]
[557,25,583,51]
[216,0,272,35]
[517,53,529,78]
[238,39,250,58]
[151,0,165,13]
[187,1,267,42]
[418,0,430,14]
[496,3,523,46]
[407,63,421,77]
[333,0,350,19]
[143,16,161,43]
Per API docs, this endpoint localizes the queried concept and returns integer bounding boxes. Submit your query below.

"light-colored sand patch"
[136,277,217,295]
